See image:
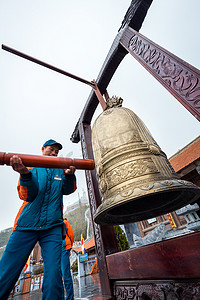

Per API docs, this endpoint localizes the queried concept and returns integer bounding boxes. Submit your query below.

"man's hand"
[65,166,76,175]
[10,155,29,175]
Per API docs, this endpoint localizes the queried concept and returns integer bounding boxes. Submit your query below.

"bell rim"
[94,180,200,225]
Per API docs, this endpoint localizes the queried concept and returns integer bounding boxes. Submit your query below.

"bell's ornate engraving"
[92,97,200,225]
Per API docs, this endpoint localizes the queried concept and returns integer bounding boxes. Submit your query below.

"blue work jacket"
[13,167,76,231]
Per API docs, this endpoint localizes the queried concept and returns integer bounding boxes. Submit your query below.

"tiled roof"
[73,237,95,253]
[169,136,200,172]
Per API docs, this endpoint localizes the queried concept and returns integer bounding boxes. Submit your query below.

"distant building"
[73,237,97,276]
[170,135,200,187]
[32,242,41,264]
[64,189,89,214]
[73,236,95,256]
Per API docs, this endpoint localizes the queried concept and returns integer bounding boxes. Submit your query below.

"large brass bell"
[92,96,200,225]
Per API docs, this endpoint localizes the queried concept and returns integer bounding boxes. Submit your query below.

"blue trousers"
[0,226,64,300]
[61,243,74,300]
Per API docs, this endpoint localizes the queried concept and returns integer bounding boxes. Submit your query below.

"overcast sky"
[0,0,199,231]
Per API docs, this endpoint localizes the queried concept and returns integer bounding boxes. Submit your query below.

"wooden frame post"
[79,122,119,299]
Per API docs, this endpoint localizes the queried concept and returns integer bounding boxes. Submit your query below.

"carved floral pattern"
[120,28,200,119]
[115,282,200,300]
[106,158,158,190]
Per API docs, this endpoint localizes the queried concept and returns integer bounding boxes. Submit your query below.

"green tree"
[114,225,130,251]
[71,260,78,273]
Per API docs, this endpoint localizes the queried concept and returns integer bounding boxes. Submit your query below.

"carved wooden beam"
[120,26,200,121]
[106,231,200,280]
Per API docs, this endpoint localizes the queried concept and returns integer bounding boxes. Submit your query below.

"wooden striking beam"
[2,44,95,89]
[2,46,108,111]
[0,151,95,170]
[120,26,200,121]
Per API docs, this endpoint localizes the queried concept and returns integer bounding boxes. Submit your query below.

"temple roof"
[73,237,95,254]
[169,136,200,172]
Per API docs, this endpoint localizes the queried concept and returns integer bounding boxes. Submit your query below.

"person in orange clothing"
[61,217,75,300]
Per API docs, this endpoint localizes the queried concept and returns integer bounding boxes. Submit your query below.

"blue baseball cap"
[43,139,63,150]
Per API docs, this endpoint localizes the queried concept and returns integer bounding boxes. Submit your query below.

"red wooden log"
[0,152,95,170]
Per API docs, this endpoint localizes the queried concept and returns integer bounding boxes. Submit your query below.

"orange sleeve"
[67,220,74,245]
[17,177,28,201]
[13,201,28,230]
[17,167,38,202]
[64,219,74,249]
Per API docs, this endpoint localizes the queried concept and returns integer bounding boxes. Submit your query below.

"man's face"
[42,145,59,157]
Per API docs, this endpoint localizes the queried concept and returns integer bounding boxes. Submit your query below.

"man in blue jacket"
[0,139,77,300]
